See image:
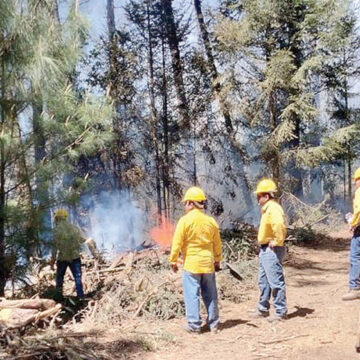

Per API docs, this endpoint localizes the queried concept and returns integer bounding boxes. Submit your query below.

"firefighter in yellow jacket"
[252,179,287,321]
[343,168,360,300]
[169,186,222,333]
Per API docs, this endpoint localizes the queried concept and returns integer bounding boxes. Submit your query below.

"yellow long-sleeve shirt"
[258,200,287,246]
[351,187,360,228]
[169,209,222,274]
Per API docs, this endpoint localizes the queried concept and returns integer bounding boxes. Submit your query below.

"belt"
[260,244,285,250]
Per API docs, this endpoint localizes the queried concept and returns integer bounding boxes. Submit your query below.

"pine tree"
[216,0,355,195]
[0,0,113,294]
[124,0,198,219]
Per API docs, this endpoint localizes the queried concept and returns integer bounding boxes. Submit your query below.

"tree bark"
[0,60,7,295]
[193,0,232,133]
[161,0,190,129]
[106,0,116,41]
[52,0,60,23]
[146,0,162,220]
[33,100,52,255]
[268,90,280,184]
[161,28,170,218]
[161,0,197,184]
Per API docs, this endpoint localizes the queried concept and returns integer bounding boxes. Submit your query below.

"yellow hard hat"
[354,168,360,182]
[183,186,207,202]
[54,209,68,220]
[254,179,277,194]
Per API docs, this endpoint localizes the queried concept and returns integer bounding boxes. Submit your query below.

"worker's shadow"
[218,319,249,330]
[287,306,314,319]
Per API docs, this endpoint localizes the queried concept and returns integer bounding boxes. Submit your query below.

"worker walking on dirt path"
[343,168,360,301]
[251,179,287,322]
[169,186,222,334]
[51,209,86,298]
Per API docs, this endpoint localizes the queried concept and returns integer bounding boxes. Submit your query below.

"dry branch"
[85,238,105,263]
[259,334,309,345]
[0,299,56,310]
[0,303,62,329]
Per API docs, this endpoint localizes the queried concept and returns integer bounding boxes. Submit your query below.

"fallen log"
[0,299,56,310]
[0,303,62,329]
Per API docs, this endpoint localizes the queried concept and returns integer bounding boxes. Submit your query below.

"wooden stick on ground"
[0,299,56,310]
[0,304,62,330]
[259,334,309,345]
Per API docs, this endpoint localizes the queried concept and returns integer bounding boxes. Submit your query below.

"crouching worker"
[51,209,85,298]
[169,186,222,334]
[252,179,287,322]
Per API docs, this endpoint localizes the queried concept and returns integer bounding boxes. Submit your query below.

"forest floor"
[83,225,360,360]
[45,225,360,360]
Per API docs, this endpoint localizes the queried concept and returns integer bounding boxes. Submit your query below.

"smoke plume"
[82,191,144,258]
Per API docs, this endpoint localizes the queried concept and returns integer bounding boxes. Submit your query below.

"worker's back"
[170,209,221,274]
[54,220,84,262]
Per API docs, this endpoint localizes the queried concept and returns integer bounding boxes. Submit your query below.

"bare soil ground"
[109,228,359,360]
[65,227,360,360]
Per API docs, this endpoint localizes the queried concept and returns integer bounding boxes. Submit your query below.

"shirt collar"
[261,199,274,213]
[188,208,204,214]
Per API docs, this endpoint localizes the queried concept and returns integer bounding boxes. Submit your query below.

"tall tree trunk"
[348,156,352,208]
[52,0,60,23]
[33,100,52,252]
[106,0,123,189]
[344,160,347,207]
[161,0,196,184]
[0,61,7,295]
[161,0,189,129]
[286,11,303,197]
[15,114,40,258]
[194,0,250,169]
[344,72,352,207]
[146,0,162,220]
[106,0,116,41]
[161,31,170,219]
[269,90,280,184]
[193,0,232,133]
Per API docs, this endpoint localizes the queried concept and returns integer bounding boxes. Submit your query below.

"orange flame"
[150,216,175,248]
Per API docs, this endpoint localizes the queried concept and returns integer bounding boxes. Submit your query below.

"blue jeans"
[258,246,287,316]
[349,236,360,289]
[182,271,219,331]
[56,258,84,297]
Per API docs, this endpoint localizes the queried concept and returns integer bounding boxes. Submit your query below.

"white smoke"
[84,191,144,258]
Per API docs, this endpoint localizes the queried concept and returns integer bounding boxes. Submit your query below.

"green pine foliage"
[0,0,114,291]
[216,0,358,191]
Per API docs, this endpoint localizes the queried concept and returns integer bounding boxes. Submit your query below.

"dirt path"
[135,232,360,360]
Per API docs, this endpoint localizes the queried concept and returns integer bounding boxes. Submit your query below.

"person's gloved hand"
[214,261,221,272]
[170,263,178,273]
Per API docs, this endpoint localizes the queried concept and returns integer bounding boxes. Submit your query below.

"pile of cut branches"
[0,331,121,360]
[221,222,258,262]
[79,253,185,324]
